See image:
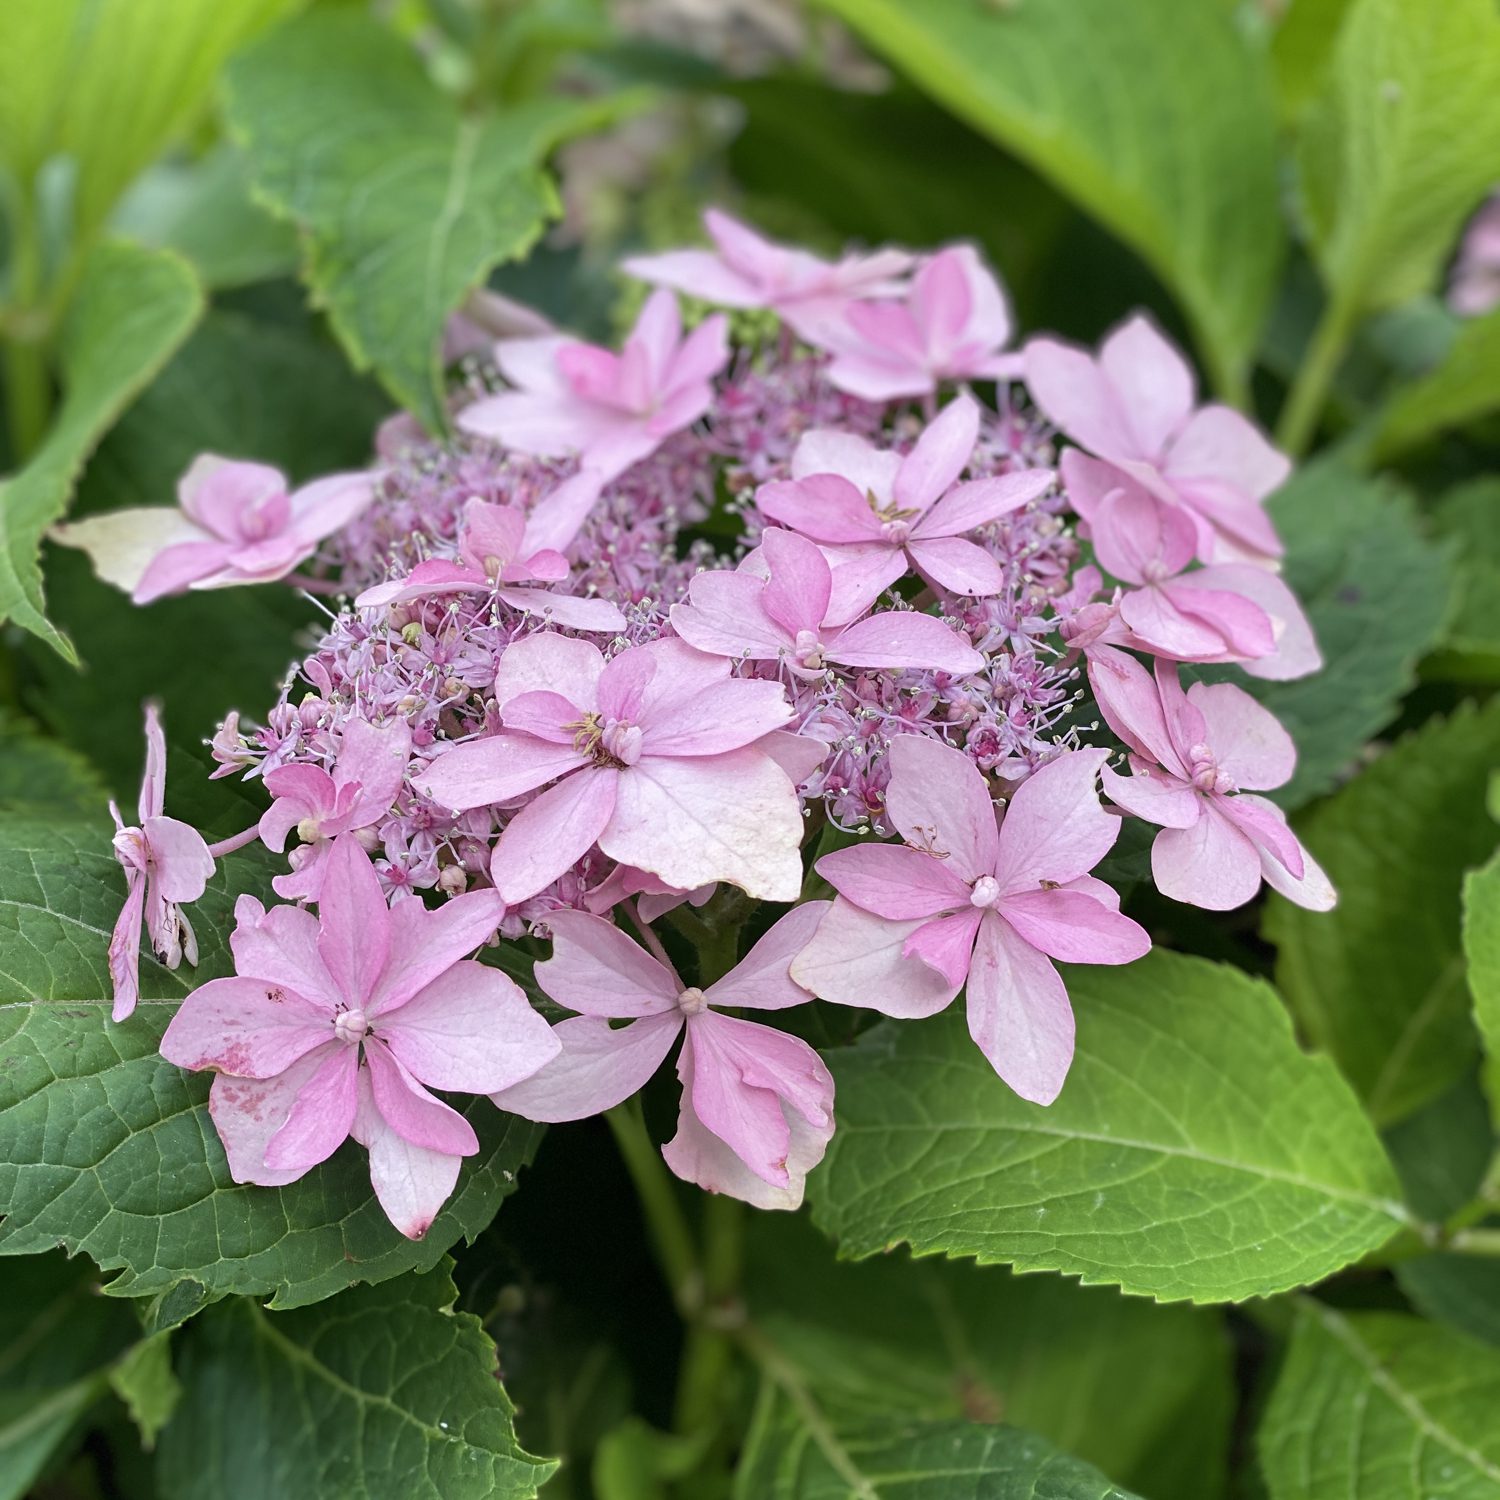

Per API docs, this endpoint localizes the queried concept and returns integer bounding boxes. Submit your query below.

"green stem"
[605,1102,702,1317]
[1275,295,1357,458]
[672,1194,744,1438]
[1,181,52,462]
[1449,1227,1500,1257]
[4,334,50,461]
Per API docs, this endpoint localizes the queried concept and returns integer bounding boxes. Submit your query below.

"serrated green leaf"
[808,951,1407,1304]
[1424,480,1500,682]
[0,240,202,660]
[811,0,1281,396]
[1259,1303,1500,1499]
[744,1215,1230,1500]
[736,1406,1142,1500]
[1296,0,1500,322]
[0,711,110,817]
[223,9,633,430]
[157,1265,556,1500]
[1266,700,1500,1126]
[1373,308,1500,459]
[1466,849,1500,1124]
[1242,458,1453,807]
[108,1330,180,1449]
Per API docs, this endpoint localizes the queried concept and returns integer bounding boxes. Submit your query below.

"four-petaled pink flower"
[161,836,559,1239]
[494,905,834,1209]
[622,207,912,342]
[355,494,625,633]
[259,718,413,901]
[792,738,1150,1104]
[1090,648,1335,913]
[108,704,216,1021]
[755,394,1054,623]
[814,247,1022,401]
[417,634,803,904]
[671,526,984,678]
[458,290,729,480]
[54,455,378,604]
[1088,484,1320,681]
[1024,315,1290,566]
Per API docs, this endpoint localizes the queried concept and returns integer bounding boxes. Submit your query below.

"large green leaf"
[1270,0,1357,124]
[0,711,110,817]
[1467,850,1500,1123]
[811,0,1281,396]
[157,1266,556,1499]
[223,9,630,430]
[1397,1255,1500,1350]
[0,241,202,660]
[744,1216,1230,1500]
[735,1408,1141,1500]
[0,0,299,242]
[1373,309,1500,459]
[1259,1303,1500,1498]
[808,951,1407,1303]
[1244,458,1453,807]
[1296,0,1500,322]
[1265,700,1500,1126]
[1423,480,1500,683]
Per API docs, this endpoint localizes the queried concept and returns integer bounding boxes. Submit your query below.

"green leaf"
[156,1266,556,1500]
[1423,480,1500,682]
[1382,1074,1493,1222]
[224,9,632,430]
[0,240,202,660]
[0,710,109,817]
[1259,1302,1500,1498]
[744,1215,1230,1500]
[1270,0,1357,124]
[1466,849,1500,1124]
[1373,308,1500,458]
[811,0,1281,396]
[1296,0,1500,323]
[108,1330,181,1449]
[1397,1255,1500,1349]
[808,951,1407,1304]
[1265,699,1500,1126]
[736,1407,1142,1500]
[1241,458,1454,807]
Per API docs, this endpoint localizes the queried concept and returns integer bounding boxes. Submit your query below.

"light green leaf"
[1270,0,1357,123]
[744,1215,1230,1500]
[156,1266,556,1500]
[108,1330,181,1449]
[224,9,633,430]
[1265,699,1500,1126]
[1373,308,1500,458]
[811,0,1282,395]
[1466,849,1500,1123]
[1259,1303,1500,1498]
[1296,0,1500,322]
[1241,458,1453,807]
[0,240,202,660]
[1422,480,1500,682]
[736,1406,1142,1500]
[0,0,301,244]
[808,951,1407,1304]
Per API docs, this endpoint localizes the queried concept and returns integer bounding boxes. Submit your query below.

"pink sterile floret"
[792,737,1150,1105]
[160,836,558,1239]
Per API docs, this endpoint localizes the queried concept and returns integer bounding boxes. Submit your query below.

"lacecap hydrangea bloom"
[76,207,1336,1236]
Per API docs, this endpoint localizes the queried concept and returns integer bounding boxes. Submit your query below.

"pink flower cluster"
[95,210,1335,1237]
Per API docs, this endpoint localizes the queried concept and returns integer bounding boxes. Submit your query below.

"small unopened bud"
[438,865,468,895]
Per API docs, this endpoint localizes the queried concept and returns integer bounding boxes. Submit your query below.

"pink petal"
[760,527,832,636]
[1154,579,1277,660]
[1090,485,1198,585]
[1186,681,1296,791]
[457,388,598,454]
[369,888,504,1015]
[140,816,214,903]
[627,289,683,389]
[523,470,605,556]
[262,1045,360,1173]
[1023,337,1138,460]
[139,702,168,821]
[1169,472,1285,564]
[821,542,910,625]
[108,878,146,1021]
[755,474,884,546]
[906,536,1006,597]
[1166,404,1290,503]
[894,393,979,513]
[665,313,730,396]
[1099,315,1196,459]
[1194,565,1321,681]
[705,901,830,1010]
[621,247,763,306]
[259,765,335,851]
[287,471,378,545]
[133,539,239,603]
[490,767,620,905]
[177,455,285,536]
[1151,800,1264,909]
[817,842,970,920]
[671,570,790,660]
[418,735,588,809]
[493,630,604,711]
[365,1039,479,1155]
[824,346,934,403]
[902,907,984,987]
[828,612,983,675]
[501,691,585,745]
[229,895,342,1009]
[1118,585,1255,660]
[885,735,1000,882]
[1099,762,1199,829]
[637,678,791,758]
[315,837,392,1007]
[1087,646,1186,776]
[208,1046,341,1187]
[789,897,961,1018]
[914,469,1054,540]
[1213,791,1304,880]
[160,975,332,1078]
[492,1012,681,1121]
[535,909,678,1016]
[1058,449,1129,526]
[993,748,1119,892]
[753,727,830,788]
[997,887,1151,964]
[496,587,626,633]
[355,561,483,609]
[604,751,803,901]
[349,1068,461,1240]
[910,249,974,356]
[966,913,1075,1105]
[790,430,901,496]
[337,718,411,816]
[1246,798,1336,912]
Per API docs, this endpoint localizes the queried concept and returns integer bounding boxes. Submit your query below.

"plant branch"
[1275,294,1357,458]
